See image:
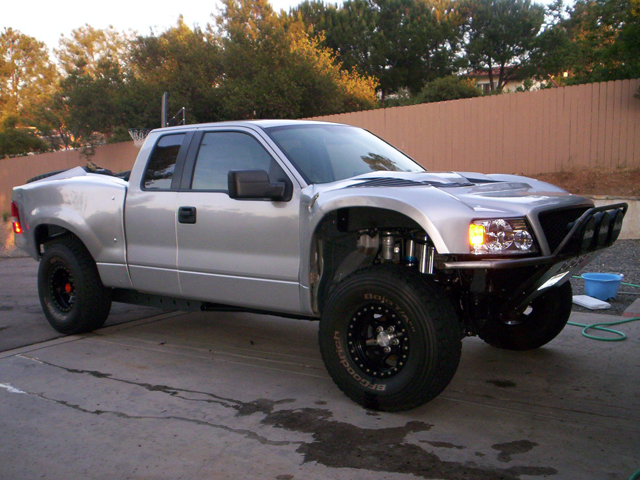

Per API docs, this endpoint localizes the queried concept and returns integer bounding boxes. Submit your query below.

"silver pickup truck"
[11,120,627,411]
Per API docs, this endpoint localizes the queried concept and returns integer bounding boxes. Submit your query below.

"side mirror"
[228,170,291,201]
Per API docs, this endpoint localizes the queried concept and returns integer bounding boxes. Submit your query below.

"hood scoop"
[345,176,475,189]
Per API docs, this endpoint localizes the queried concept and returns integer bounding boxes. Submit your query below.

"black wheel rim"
[347,303,410,378]
[49,264,75,313]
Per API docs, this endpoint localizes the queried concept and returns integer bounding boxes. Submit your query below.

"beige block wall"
[0,142,139,215]
[312,79,640,176]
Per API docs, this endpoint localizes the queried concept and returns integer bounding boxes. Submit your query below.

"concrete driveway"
[0,257,162,352]
[0,258,638,480]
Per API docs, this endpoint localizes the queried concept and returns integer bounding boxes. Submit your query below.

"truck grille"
[538,207,589,253]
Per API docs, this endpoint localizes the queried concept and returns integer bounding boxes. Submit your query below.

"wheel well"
[34,224,83,257]
[310,207,427,313]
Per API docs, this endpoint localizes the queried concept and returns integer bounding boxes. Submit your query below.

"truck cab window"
[191,131,278,192]
[143,133,185,190]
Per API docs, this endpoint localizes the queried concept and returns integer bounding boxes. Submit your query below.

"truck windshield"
[265,124,424,184]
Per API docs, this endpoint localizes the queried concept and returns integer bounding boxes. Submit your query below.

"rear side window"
[191,131,276,192]
[143,134,185,190]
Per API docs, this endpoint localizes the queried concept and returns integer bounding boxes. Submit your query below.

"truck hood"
[313,170,580,213]
[318,172,569,199]
[306,171,593,254]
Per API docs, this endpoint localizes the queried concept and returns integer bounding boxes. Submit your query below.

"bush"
[415,76,481,104]
[0,117,48,158]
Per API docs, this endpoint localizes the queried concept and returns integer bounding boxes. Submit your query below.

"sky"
[4,0,322,51]
[5,0,565,53]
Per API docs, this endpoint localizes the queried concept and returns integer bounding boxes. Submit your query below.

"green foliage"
[0,28,58,122]
[214,0,377,119]
[415,76,482,104]
[462,0,545,92]
[524,0,573,81]
[130,17,223,125]
[56,25,129,76]
[59,63,127,141]
[563,0,640,83]
[106,126,135,144]
[291,0,463,100]
[0,116,48,158]
[515,78,536,92]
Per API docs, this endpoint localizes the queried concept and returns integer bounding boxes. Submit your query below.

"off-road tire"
[319,265,462,412]
[38,236,112,334]
[478,281,573,351]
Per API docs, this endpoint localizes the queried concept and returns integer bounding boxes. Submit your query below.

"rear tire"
[319,265,462,412]
[38,237,112,334]
[478,281,572,351]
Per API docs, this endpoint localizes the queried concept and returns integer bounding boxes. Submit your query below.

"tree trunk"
[487,60,495,91]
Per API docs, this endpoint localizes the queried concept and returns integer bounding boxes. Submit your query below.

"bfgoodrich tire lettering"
[38,237,112,334]
[478,281,573,351]
[319,265,462,412]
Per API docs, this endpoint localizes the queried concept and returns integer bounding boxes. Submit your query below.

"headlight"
[469,218,536,254]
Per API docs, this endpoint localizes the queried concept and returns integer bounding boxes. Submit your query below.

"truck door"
[175,128,302,313]
[125,132,191,295]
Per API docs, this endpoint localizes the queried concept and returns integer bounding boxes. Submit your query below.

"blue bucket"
[581,273,623,301]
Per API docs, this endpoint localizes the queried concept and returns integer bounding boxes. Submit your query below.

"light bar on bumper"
[568,204,626,254]
[469,218,535,254]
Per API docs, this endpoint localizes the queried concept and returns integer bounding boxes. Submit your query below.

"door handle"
[178,206,197,224]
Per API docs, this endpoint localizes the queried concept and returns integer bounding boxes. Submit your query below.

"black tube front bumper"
[440,203,628,315]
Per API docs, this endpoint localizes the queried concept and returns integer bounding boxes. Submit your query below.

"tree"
[130,17,224,126]
[289,29,379,114]
[462,0,545,92]
[293,0,379,80]
[563,0,640,82]
[292,0,463,101]
[58,62,126,142]
[56,25,129,77]
[214,0,377,119]
[525,0,574,83]
[0,28,58,122]
[374,0,462,96]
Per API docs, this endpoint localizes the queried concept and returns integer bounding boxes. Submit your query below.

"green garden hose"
[569,275,640,341]
[567,316,640,341]
[629,468,640,480]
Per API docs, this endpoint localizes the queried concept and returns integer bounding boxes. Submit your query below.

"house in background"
[465,67,541,93]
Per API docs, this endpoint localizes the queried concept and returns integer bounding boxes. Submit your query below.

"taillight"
[10,201,22,234]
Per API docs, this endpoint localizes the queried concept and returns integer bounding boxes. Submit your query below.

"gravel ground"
[2,221,638,316]
[570,239,640,316]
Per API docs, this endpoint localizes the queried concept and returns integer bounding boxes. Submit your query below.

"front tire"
[38,237,112,334]
[478,281,573,351]
[319,266,462,412]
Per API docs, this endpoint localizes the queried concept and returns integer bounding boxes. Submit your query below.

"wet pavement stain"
[14,355,557,479]
[236,398,296,417]
[486,379,517,388]
[422,441,465,450]
[18,355,296,416]
[492,440,538,463]
[0,306,13,311]
[262,408,557,480]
